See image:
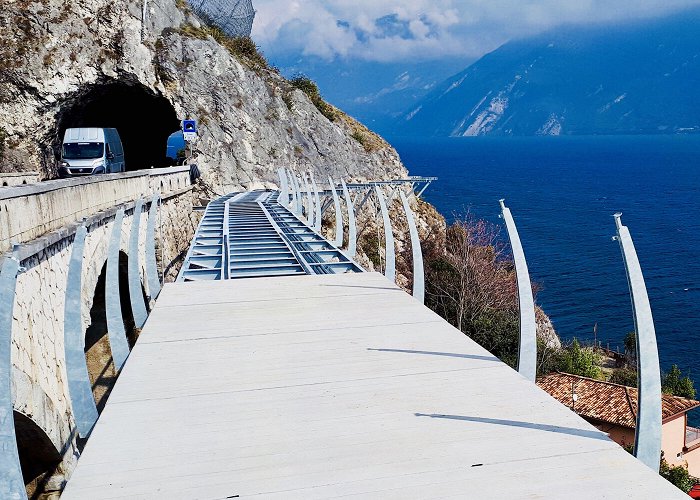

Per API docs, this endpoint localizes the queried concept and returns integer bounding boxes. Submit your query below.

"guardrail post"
[400,191,424,302]
[128,200,148,328]
[64,225,99,438]
[341,180,357,257]
[106,209,130,370]
[614,213,662,472]
[375,186,396,282]
[329,177,343,248]
[499,200,536,382]
[0,253,26,499]
[145,194,161,301]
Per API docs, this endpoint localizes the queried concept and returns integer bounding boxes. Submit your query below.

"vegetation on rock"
[289,75,337,122]
[660,453,696,493]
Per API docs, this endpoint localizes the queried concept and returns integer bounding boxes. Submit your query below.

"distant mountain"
[272,57,471,135]
[394,9,700,137]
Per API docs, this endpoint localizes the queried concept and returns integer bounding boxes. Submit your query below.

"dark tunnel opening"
[55,79,181,172]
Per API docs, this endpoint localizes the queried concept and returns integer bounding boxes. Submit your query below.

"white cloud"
[251,0,700,62]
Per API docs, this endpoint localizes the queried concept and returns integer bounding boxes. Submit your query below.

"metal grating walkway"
[178,190,362,281]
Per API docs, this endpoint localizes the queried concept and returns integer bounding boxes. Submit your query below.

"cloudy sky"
[252,0,700,63]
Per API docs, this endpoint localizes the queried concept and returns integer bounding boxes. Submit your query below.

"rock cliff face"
[0,0,406,189]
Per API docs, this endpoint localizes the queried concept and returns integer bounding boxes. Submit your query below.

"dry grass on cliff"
[178,23,268,72]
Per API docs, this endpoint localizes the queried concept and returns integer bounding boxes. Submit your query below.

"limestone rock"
[0,0,407,189]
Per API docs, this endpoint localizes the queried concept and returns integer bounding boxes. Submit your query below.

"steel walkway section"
[62,273,686,500]
[178,190,361,281]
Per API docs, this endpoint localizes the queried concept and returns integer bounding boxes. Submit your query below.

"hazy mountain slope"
[395,10,700,137]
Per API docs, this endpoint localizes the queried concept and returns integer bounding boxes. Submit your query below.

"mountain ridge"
[394,9,700,137]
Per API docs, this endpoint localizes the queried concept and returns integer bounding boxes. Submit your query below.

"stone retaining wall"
[0,167,191,253]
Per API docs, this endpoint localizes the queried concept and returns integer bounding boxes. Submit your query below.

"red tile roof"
[537,372,700,428]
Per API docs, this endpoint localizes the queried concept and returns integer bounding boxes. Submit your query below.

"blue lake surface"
[391,135,700,383]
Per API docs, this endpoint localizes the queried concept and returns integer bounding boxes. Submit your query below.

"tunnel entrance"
[55,78,180,172]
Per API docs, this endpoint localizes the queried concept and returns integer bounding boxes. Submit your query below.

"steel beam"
[128,200,148,328]
[400,191,424,303]
[64,225,99,438]
[416,180,432,199]
[341,180,357,257]
[375,186,396,282]
[614,213,662,472]
[0,254,26,500]
[311,172,322,232]
[499,200,537,382]
[106,208,130,370]
[145,194,161,301]
[329,177,343,248]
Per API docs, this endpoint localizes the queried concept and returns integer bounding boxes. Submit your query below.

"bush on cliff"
[423,215,524,369]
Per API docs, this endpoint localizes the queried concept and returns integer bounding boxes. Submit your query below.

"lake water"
[391,135,700,383]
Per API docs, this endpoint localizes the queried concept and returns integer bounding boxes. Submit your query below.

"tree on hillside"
[624,331,637,366]
[662,365,696,399]
[424,215,521,367]
[555,338,602,379]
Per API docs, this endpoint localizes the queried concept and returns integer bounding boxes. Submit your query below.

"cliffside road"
[62,272,684,499]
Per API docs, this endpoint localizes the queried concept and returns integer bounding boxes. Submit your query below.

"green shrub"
[555,338,602,379]
[662,364,696,399]
[660,453,695,493]
[289,75,337,121]
[609,367,638,387]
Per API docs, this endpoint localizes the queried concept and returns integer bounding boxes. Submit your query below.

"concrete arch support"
[499,200,537,382]
[0,255,26,499]
[146,194,161,301]
[375,186,396,282]
[329,177,343,248]
[106,209,130,371]
[128,200,148,328]
[614,213,662,472]
[341,180,357,257]
[64,225,99,439]
[400,191,424,303]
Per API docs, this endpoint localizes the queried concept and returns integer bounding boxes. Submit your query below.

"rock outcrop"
[0,0,406,189]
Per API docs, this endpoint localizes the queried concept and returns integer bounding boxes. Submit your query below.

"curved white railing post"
[302,173,313,226]
[341,179,357,257]
[64,225,99,438]
[399,191,424,302]
[375,186,396,282]
[106,209,130,370]
[289,171,301,216]
[128,199,148,328]
[329,177,343,248]
[277,168,290,206]
[311,172,322,232]
[499,199,537,382]
[614,213,662,472]
[145,194,162,301]
[0,253,26,499]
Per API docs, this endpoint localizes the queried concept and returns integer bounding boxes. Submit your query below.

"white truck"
[59,128,125,177]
